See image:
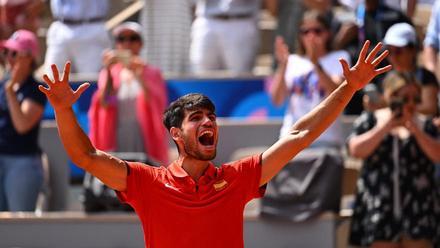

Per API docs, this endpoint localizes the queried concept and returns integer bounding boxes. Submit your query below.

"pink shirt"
[88,63,168,164]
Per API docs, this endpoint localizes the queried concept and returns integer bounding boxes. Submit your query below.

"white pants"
[44,21,111,74]
[190,17,259,75]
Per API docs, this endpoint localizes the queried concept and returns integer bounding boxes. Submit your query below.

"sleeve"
[348,111,375,138]
[323,50,350,77]
[284,55,296,91]
[421,68,439,88]
[231,154,266,202]
[116,162,157,208]
[23,81,47,107]
[424,1,440,49]
[424,118,439,139]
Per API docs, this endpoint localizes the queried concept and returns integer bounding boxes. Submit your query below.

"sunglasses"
[1,48,18,59]
[116,34,141,43]
[300,27,325,36]
[393,95,421,105]
[402,95,421,104]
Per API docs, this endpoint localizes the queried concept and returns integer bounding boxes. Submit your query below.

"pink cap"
[1,29,39,59]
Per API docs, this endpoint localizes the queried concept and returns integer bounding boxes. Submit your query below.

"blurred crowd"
[1,0,440,247]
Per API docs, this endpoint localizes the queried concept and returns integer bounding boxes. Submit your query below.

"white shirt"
[280,50,351,147]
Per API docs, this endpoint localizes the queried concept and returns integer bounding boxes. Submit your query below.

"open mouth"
[198,130,214,146]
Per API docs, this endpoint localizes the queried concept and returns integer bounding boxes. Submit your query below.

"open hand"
[339,41,392,91]
[38,62,90,111]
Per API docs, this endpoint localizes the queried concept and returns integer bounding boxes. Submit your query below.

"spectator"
[268,0,357,67]
[0,30,46,211]
[364,23,439,116]
[190,0,263,75]
[270,10,350,148]
[140,0,192,76]
[424,0,440,74]
[88,22,168,165]
[0,0,44,39]
[43,0,111,74]
[385,23,438,115]
[348,72,440,247]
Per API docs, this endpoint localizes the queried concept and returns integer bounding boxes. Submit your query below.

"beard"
[182,136,216,161]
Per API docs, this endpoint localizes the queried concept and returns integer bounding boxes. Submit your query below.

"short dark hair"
[163,93,216,131]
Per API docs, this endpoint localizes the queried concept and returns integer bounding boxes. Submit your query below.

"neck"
[177,155,210,182]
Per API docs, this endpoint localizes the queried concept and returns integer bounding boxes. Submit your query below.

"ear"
[170,127,181,141]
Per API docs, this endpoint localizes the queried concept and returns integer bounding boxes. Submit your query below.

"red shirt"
[117,154,265,248]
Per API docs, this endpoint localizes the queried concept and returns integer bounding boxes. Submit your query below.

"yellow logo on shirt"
[213,179,228,191]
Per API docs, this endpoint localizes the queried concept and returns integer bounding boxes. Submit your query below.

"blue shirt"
[0,76,46,155]
[51,0,109,21]
[424,0,440,50]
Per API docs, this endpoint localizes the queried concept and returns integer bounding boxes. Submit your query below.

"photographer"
[88,22,168,165]
[348,72,440,247]
[363,23,439,116]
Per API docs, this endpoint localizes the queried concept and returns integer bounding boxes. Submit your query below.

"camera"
[389,98,404,118]
[114,50,132,66]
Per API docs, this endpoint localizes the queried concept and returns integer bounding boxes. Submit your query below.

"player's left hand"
[339,40,392,91]
[39,62,90,111]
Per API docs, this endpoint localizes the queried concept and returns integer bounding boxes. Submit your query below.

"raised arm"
[260,41,392,186]
[39,62,127,191]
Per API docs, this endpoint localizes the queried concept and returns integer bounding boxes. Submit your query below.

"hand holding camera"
[102,49,133,68]
[115,50,132,67]
[389,98,404,119]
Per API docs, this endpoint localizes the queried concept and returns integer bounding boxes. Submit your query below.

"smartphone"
[115,50,132,66]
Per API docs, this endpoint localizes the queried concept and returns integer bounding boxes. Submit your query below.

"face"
[114,30,142,55]
[299,20,329,49]
[2,48,33,69]
[387,45,415,71]
[389,84,421,116]
[174,108,218,161]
